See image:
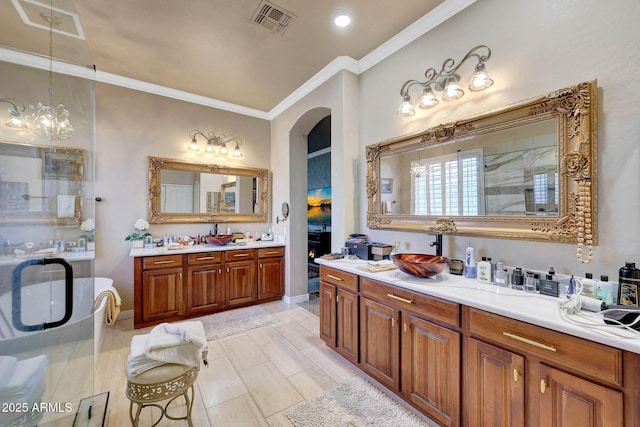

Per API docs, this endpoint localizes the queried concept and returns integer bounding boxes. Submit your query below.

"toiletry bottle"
[489,258,497,284]
[524,271,536,293]
[494,262,507,287]
[582,273,596,296]
[511,267,524,290]
[597,275,614,305]
[464,242,477,279]
[477,257,491,284]
[619,262,640,306]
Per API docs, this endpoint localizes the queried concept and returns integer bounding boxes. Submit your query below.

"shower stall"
[0,0,97,425]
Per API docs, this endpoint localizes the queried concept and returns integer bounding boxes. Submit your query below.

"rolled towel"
[126,334,166,377]
[144,321,207,368]
[93,287,122,325]
[0,355,47,401]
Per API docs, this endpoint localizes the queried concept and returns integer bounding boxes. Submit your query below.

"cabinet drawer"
[320,266,358,293]
[468,308,623,386]
[225,249,255,261]
[360,278,460,329]
[142,255,184,270]
[258,247,284,258]
[188,252,223,265]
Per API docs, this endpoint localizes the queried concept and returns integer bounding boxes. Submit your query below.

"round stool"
[126,363,199,427]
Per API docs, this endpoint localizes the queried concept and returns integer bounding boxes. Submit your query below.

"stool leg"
[129,400,142,427]
[184,384,195,427]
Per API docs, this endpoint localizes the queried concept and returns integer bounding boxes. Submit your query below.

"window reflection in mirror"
[381,119,558,217]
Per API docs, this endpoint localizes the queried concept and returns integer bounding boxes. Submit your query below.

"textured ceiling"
[1,0,445,112]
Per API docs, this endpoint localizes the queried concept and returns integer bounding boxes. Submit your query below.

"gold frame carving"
[148,156,269,224]
[367,80,597,244]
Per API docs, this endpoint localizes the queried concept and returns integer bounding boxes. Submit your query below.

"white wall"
[271,70,360,299]
[358,0,640,278]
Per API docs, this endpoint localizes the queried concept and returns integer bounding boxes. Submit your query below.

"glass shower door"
[0,1,96,424]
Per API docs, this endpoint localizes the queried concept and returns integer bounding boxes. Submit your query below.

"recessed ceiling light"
[334,15,351,27]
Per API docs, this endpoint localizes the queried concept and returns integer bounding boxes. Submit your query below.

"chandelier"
[399,45,494,117]
[187,130,243,157]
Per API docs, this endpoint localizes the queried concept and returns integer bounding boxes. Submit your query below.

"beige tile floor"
[94,301,433,426]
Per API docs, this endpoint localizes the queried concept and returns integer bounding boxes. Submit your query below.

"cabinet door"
[401,313,461,427]
[225,260,257,306]
[360,297,400,390]
[319,281,337,347]
[539,364,623,427]
[466,338,525,427]
[257,257,284,300]
[186,264,225,315]
[142,267,183,322]
[336,288,358,364]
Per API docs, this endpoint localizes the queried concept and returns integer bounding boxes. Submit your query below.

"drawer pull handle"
[403,322,408,333]
[387,294,413,304]
[196,256,215,261]
[503,332,557,352]
[513,369,519,382]
[264,251,280,255]
[326,274,343,281]
[233,253,250,257]
[153,260,174,265]
[329,292,332,300]
[540,379,547,393]
[391,318,395,327]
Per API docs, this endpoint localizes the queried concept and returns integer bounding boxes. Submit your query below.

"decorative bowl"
[205,234,233,246]
[392,253,449,278]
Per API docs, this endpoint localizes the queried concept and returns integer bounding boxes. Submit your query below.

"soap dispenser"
[464,242,477,279]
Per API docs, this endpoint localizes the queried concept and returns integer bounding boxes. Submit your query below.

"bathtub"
[0,277,111,362]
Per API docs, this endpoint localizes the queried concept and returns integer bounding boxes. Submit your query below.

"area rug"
[198,306,279,340]
[286,376,433,427]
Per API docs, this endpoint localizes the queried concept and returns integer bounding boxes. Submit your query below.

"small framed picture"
[380,178,393,193]
[42,148,84,180]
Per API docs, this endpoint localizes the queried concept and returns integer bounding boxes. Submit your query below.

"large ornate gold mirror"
[0,141,85,224]
[367,80,597,248]
[148,156,269,223]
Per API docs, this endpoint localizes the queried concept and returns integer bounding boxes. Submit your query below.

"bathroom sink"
[205,235,233,246]
[392,253,448,278]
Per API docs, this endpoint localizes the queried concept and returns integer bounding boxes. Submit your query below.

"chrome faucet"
[430,234,443,257]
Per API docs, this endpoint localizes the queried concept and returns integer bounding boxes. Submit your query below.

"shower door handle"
[12,258,74,332]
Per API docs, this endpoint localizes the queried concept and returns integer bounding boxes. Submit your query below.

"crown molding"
[0,0,476,121]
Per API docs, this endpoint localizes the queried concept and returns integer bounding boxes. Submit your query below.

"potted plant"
[125,218,151,248]
[80,218,96,251]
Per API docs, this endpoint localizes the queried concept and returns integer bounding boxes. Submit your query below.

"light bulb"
[418,86,439,109]
[188,138,199,151]
[205,142,215,153]
[232,144,241,157]
[219,143,228,155]
[442,74,464,102]
[398,94,415,117]
[468,62,494,92]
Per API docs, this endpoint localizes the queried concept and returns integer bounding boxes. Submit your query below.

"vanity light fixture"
[398,45,494,117]
[0,98,27,129]
[188,130,243,157]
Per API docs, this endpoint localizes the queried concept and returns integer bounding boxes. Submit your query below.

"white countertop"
[316,258,640,354]
[130,240,285,257]
[0,251,95,267]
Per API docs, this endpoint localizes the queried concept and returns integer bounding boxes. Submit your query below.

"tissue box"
[371,244,392,261]
[345,242,373,260]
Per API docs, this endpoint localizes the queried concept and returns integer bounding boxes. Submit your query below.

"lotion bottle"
[464,242,477,279]
[477,256,492,284]
[582,272,596,296]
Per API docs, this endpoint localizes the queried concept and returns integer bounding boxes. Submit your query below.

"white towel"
[0,381,45,425]
[144,321,207,368]
[126,334,166,377]
[0,355,47,401]
[93,287,122,325]
[56,195,76,218]
[0,356,17,386]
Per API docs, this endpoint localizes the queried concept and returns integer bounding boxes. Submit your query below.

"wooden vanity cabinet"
[134,245,285,328]
[465,307,624,427]
[138,255,184,325]
[359,277,461,427]
[319,266,359,364]
[257,247,285,300]
[186,252,225,315]
[225,249,257,307]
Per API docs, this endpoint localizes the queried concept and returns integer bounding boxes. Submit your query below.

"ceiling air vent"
[251,0,296,35]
